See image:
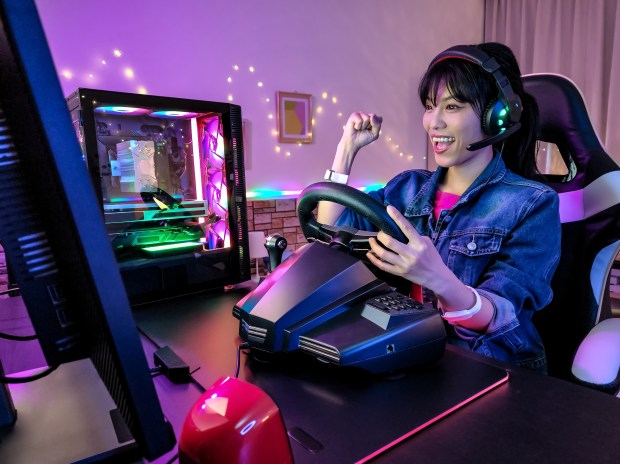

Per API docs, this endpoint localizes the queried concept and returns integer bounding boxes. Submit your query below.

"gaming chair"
[523,73,620,395]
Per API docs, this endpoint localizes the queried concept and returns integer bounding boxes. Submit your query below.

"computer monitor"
[0,0,175,460]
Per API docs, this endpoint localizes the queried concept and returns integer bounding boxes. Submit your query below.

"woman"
[317,43,561,372]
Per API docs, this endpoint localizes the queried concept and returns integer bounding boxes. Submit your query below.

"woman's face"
[423,84,493,171]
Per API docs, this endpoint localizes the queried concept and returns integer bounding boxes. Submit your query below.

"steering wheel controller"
[297,181,407,257]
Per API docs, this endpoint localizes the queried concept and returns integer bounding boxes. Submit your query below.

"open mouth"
[432,136,455,152]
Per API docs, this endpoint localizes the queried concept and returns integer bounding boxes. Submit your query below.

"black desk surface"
[3,285,620,464]
[134,284,620,464]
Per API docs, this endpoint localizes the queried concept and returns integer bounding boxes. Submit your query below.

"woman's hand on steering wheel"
[366,205,451,293]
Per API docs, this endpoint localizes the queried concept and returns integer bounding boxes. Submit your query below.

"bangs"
[418,59,493,116]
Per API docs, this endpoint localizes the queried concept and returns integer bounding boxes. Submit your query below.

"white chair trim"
[590,240,620,322]
[558,171,620,224]
[571,318,620,386]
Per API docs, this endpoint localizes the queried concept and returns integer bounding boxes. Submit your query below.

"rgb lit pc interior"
[73,98,229,254]
[67,88,251,303]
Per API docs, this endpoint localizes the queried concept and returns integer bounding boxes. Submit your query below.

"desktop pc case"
[67,89,251,303]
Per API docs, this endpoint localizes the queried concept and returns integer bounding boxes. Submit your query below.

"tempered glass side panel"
[95,108,228,254]
[67,89,250,301]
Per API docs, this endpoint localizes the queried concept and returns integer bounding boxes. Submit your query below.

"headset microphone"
[466,122,522,151]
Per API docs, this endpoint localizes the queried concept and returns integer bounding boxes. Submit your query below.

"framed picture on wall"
[276,91,313,143]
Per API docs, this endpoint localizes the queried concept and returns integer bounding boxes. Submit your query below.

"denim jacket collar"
[404,153,507,218]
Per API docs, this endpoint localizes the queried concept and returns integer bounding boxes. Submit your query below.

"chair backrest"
[523,73,620,380]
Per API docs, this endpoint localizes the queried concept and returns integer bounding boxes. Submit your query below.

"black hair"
[418,42,540,179]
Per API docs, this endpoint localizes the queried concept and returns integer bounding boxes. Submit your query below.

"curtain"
[485,0,620,165]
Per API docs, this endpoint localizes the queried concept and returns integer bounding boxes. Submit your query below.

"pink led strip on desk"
[356,372,510,463]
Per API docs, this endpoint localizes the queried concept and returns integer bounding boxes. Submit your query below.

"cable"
[234,342,250,378]
[0,331,37,341]
[0,364,59,384]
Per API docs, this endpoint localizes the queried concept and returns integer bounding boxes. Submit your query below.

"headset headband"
[429,45,522,124]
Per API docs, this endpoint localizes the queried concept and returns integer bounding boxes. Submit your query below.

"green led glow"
[499,108,508,117]
[359,184,385,192]
[498,119,504,126]
[142,242,203,252]
[108,194,183,203]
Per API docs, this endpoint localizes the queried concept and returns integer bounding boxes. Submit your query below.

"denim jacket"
[336,155,561,371]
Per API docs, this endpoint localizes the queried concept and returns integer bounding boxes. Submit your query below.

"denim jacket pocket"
[446,230,505,285]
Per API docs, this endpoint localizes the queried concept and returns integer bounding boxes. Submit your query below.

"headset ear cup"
[482,99,509,135]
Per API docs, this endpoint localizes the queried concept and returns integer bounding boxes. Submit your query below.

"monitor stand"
[0,360,142,464]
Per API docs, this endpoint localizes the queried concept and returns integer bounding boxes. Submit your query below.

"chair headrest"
[523,73,618,180]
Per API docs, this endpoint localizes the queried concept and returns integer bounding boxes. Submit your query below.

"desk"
[2,285,620,463]
[376,349,620,464]
[135,285,620,464]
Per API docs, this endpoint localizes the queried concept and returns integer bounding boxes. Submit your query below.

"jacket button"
[467,241,477,251]
[444,215,451,223]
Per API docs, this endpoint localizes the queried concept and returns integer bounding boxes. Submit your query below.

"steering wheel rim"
[296,182,407,248]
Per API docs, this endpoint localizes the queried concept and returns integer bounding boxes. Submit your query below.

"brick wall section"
[247,198,306,251]
[247,198,307,277]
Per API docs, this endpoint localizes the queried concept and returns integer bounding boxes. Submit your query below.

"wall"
[34,0,484,196]
[3,0,485,291]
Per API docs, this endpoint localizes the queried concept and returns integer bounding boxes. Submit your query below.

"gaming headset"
[428,44,523,151]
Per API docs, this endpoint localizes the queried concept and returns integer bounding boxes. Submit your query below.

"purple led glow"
[94,106,151,115]
[209,171,224,191]
[205,118,219,135]
[200,115,230,249]
[149,110,203,118]
[212,221,229,247]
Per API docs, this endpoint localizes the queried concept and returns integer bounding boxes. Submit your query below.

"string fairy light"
[214,62,422,198]
[220,63,418,167]
[62,45,421,199]
[57,42,419,170]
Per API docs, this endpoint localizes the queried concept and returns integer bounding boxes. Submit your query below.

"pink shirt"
[411,190,461,302]
[433,190,460,220]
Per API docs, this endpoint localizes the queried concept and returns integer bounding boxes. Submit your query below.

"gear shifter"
[264,233,288,272]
